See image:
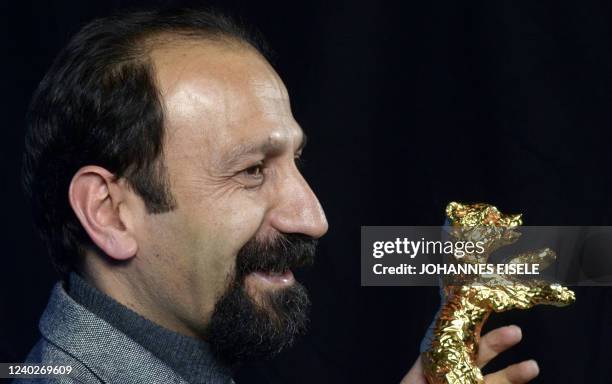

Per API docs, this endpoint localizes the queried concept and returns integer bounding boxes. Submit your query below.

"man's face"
[130,39,328,359]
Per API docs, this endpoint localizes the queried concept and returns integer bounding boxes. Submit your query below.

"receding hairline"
[133,31,263,66]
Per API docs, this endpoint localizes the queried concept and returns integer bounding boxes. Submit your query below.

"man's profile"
[20,7,540,384]
[22,8,327,383]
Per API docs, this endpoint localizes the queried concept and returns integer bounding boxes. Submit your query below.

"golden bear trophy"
[421,202,575,384]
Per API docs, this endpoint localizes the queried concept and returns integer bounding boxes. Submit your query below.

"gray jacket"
[16,282,217,384]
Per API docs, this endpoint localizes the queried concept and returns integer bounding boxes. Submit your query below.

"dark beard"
[205,233,317,364]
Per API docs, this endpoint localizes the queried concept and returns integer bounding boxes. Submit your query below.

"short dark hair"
[21,8,268,277]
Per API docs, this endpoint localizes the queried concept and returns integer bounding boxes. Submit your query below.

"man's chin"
[206,277,310,364]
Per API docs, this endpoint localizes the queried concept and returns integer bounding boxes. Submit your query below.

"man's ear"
[68,165,138,261]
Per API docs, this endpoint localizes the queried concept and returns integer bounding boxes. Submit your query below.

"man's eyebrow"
[221,132,307,168]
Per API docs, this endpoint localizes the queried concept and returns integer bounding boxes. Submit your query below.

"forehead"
[150,39,301,158]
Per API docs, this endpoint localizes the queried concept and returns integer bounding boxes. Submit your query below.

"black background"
[1,1,611,383]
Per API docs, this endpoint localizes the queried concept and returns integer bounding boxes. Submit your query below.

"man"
[20,8,539,384]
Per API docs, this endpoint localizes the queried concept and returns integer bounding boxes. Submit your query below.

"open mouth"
[246,269,295,287]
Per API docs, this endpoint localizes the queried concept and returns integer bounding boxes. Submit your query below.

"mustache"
[235,233,318,277]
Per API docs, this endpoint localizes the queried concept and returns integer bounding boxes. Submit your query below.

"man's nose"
[267,170,328,239]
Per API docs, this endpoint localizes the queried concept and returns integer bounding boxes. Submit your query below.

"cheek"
[137,200,267,317]
[206,197,267,255]
[179,197,267,306]
[174,192,268,271]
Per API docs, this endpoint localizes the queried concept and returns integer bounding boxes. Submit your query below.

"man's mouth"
[246,269,295,288]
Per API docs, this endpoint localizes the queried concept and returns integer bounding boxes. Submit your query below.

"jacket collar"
[39,282,191,384]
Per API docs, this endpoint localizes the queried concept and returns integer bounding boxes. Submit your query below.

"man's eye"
[244,164,263,177]
[243,163,264,178]
[236,162,265,189]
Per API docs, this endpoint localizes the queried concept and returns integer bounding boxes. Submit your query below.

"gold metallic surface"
[421,202,575,384]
